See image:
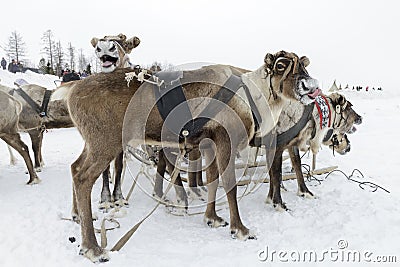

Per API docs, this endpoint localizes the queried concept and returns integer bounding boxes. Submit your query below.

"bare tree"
[54,40,64,77]
[41,30,56,73]
[3,31,27,64]
[67,42,76,71]
[78,49,87,72]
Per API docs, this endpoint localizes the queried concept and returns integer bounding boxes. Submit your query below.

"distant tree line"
[1,30,97,76]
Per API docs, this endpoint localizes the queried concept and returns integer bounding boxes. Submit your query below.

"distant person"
[62,69,81,84]
[1,57,6,70]
[8,59,19,73]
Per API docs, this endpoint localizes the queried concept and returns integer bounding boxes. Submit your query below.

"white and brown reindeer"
[0,90,40,184]
[91,33,141,209]
[266,92,362,210]
[65,50,320,262]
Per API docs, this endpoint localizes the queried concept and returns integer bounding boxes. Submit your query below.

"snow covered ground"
[0,69,399,267]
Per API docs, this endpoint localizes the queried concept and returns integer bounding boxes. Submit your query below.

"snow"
[1,69,399,267]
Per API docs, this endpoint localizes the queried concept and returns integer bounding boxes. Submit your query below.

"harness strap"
[276,104,314,146]
[242,82,262,131]
[13,88,42,114]
[183,75,259,138]
[39,90,53,117]
[323,129,334,142]
[154,73,260,139]
[12,81,53,118]
[153,71,192,138]
[250,104,314,148]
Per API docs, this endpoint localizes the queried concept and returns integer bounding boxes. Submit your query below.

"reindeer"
[266,93,362,210]
[92,34,205,209]
[0,83,73,172]
[0,91,40,184]
[91,33,141,209]
[66,50,320,262]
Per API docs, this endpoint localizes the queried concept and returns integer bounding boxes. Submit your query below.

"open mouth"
[100,55,118,68]
[307,88,322,99]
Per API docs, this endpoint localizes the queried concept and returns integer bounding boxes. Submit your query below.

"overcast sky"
[1,0,399,90]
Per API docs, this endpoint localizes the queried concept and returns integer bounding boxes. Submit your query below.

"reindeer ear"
[124,36,141,53]
[338,95,346,105]
[91,37,99,48]
[300,56,310,67]
[264,53,274,73]
[117,33,127,42]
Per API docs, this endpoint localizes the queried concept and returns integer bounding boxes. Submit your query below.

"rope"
[110,149,185,251]
[125,70,164,87]
[301,164,390,193]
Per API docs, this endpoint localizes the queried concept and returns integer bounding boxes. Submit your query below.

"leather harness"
[11,79,53,118]
[153,73,262,140]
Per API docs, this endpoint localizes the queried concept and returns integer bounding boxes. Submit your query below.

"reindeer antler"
[102,33,127,42]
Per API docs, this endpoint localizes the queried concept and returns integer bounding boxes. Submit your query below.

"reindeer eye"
[110,44,116,52]
[274,58,290,72]
[276,62,286,71]
[96,47,101,52]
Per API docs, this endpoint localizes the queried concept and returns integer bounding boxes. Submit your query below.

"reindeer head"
[324,133,351,155]
[264,51,320,105]
[328,93,363,134]
[91,33,140,73]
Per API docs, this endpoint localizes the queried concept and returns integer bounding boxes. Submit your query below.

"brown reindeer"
[91,33,141,209]
[0,91,40,184]
[66,50,320,262]
[266,93,362,210]
[0,83,73,171]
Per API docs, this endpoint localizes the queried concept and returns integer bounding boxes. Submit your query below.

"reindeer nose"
[355,116,363,125]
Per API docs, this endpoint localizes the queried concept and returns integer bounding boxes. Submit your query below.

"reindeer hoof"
[204,216,228,228]
[297,190,315,199]
[265,196,273,204]
[230,227,256,240]
[273,202,288,211]
[98,201,114,212]
[79,246,109,263]
[114,199,129,208]
[26,177,41,185]
[166,205,188,216]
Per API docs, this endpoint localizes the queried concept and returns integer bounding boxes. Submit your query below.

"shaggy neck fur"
[241,66,287,137]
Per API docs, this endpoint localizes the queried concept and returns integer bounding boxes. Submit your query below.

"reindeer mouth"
[99,55,119,68]
[297,78,321,104]
[307,88,322,99]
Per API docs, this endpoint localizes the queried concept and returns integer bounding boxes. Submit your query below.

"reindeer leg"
[71,145,88,223]
[73,153,111,263]
[2,133,41,185]
[113,152,129,207]
[203,147,228,228]
[153,149,167,201]
[268,147,288,211]
[187,149,206,201]
[289,146,314,198]
[28,130,44,171]
[161,148,187,213]
[98,166,114,211]
[215,136,254,240]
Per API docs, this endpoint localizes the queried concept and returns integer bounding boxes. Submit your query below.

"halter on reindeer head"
[91,33,140,73]
[264,51,321,105]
